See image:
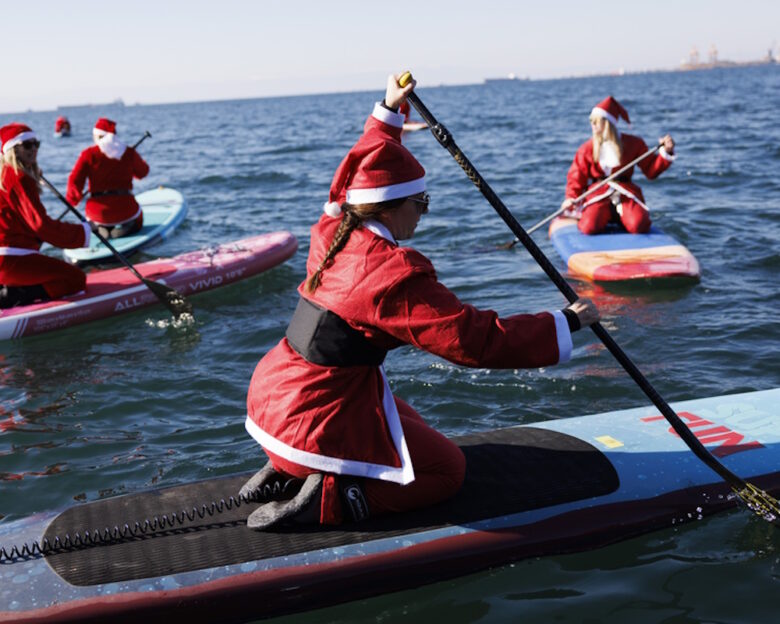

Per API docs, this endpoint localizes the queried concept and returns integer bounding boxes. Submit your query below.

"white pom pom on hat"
[323,201,342,218]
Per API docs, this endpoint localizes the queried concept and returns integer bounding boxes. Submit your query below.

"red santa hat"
[94,118,117,135]
[591,96,630,126]
[323,120,425,218]
[0,123,38,155]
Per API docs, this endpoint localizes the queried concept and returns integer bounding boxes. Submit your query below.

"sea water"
[0,64,778,622]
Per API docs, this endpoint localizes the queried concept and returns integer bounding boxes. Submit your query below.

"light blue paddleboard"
[63,187,187,266]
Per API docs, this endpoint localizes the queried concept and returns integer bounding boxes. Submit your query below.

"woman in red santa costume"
[66,118,149,239]
[561,96,676,235]
[0,123,91,309]
[240,75,600,529]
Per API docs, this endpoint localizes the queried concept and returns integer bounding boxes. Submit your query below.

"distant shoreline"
[485,55,777,83]
[2,60,776,117]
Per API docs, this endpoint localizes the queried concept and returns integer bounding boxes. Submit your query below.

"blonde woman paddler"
[561,96,676,235]
[240,75,600,529]
[0,123,90,309]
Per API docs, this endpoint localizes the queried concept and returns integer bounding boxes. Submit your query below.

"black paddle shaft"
[404,90,748,490]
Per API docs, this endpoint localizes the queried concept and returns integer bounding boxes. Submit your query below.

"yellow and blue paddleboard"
[549,216,700,282]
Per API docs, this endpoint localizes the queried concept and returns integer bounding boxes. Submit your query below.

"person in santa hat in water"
[561,96,676,235]
[54,116,71,137]
[240,74,600,529]
[66,118,149,239]
[0,123,91,309]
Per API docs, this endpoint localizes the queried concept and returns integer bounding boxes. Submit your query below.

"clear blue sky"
[5,0,778,112]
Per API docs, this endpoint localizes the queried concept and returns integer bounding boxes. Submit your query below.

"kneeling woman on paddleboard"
[66,118,149,239]
[241,75,599,528]
[561,96,676,235]
[0,123,90,309]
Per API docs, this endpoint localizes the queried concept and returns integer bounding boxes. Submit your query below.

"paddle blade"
[496,239,519,250]
[733,482,780,523]
[143,279,193,318]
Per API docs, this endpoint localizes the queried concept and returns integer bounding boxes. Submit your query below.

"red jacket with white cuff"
[246,217,572,493]
[565,134,674,208]
[66,145,149,225]
[0,166,89,252]
[245,104,573,524]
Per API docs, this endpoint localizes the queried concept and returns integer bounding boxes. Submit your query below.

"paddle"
[398,71,779,522]
[499,142,663,248]
[55,131,152,221]
[41,175,193,320]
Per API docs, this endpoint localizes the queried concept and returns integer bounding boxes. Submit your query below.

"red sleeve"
[373,260,561,369]
[66,151,90,206]
[636,136,673,179]
[565,142,592,199]
[18,176,87,248]
[131,148,149,180]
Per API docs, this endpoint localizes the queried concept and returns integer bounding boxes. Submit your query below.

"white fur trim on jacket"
[607,181,650,211]
[371,102,405,128]
[346,177,425,205]
[244,365,416,485]
[89,205,141,227]
[2,131,37,154]
[552,310,573,363]
[80,222,92,245]
[0,247,38,256]
[659,146,676,162]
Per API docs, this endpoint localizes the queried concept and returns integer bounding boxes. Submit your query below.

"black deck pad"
[44,426,618,586]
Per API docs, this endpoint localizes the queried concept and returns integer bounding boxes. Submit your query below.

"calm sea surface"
[1,65,778,622]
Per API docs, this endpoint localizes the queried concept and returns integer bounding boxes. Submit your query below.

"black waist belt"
[593,175,630,184]
[286,297,387,367]
[91,190,132,198]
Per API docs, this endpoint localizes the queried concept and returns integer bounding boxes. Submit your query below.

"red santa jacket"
[66,145,149,225]
[565,134,674,207]
[245,214,573,491]
[0,166,89,252]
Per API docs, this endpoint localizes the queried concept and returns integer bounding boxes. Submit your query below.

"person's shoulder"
[15,170,40,199]
[575,138,593,154]
[78,145,101,160]
[621,133,646,147]
[387,243,435,277]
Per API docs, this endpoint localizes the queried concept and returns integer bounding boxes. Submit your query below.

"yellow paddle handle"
[399,71,413,87]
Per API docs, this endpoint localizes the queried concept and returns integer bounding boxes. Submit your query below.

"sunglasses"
[20,140,40,150]
[408,193,430,214]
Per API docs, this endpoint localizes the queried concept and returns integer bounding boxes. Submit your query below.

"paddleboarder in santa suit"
[240,74,600,529]
[0,123,91,309]
[561,96,676,235]
[66,118,149,240]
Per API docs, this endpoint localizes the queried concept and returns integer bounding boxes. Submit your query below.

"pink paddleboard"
[0,232,297,340]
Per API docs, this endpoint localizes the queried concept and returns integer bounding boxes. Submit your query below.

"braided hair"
[305,198,406,293]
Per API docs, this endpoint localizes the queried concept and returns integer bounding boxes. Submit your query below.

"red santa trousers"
[0,253,85,298]
[578,196,651,235]
[265,396,466,520]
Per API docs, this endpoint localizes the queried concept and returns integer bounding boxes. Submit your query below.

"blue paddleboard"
[63,187,187,266]
[0,388,777,622]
